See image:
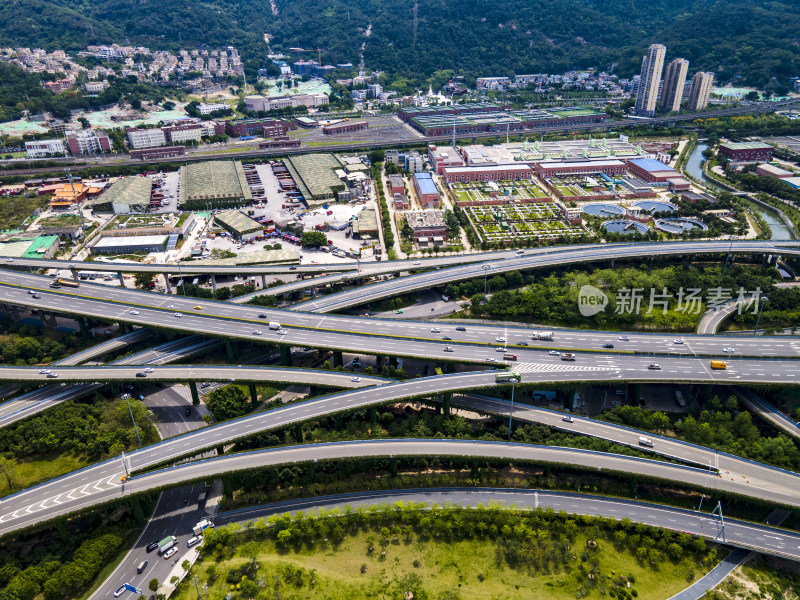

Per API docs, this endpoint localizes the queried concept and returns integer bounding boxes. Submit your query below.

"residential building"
[634,44,666,117]
[687,72,714,111]
[225,118,287,138]
[162,123,204,144]
[83,80,109,94]
[405,210,448,243]
[197,102,229,115]
[386,149,401,166]
[443,164,533,184]
[393,193,410,210]
[404,151,424,174]
[413,172,440,208]
[126,128,166,149]
[24,139,66,158]
[367,83,382,98]
[42,78,73,93]
[659,58,688,113]
[352,208,379,239]
[427,145,465,174]
[718,142,774,163]
[64,129,111,155]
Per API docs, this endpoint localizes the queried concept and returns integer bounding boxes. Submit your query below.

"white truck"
[268,322,281,330]
[193,519,214,536]
[157,535,177,555]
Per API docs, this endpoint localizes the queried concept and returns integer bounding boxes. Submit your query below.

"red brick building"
[427,145,465,174]
[535,160,626,179]
[322,121,368,135]
[442,164,532,184]
[624,158,679,183]
[130,146,186,160]
[388,175,405,195]
[718,142,774,163]
[225,119,287,138]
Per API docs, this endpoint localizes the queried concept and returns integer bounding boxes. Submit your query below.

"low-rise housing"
[197,102,229,115]
[352,208,379,239]
[65,129,111,155]
[25,139,66,158]
[443,164,533,184]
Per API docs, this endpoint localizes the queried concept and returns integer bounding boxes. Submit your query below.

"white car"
[5,258,12,262]
[163,547,178,559]
[549,350,560,356]
[174,313,183,318]
[723,347,735,353]
[496,337,506,342]
[673,339,684,345]
[431,327,440,333]
[496,347,506,352]
[167,304,175,310]
[252,330,262,335]
[144,367,154,373]
[618,336,629,341]
[413,261,421,265]
[444,346,454,352]
[130,310,139,315]
[113,585,128,598]
[351,377,361,382]
[562,416,574,423]
[277,330,287,335]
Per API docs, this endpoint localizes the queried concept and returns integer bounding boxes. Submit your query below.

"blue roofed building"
[413,171,440,208]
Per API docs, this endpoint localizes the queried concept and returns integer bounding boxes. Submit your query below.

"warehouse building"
[405,210,448,244]
[625,158,679,183]
[214,209,263,240]
[322,121,368,135]
[225,119,289,138]
[91,235,168,255]
[352,208,379,239]
[428,145,465,174]
[0,235,60,259]
[91,176,153,214]
[413,172,440,208]
[179,161,252,210]
[718,142,774,163]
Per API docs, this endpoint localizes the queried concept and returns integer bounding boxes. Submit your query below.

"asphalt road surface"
[3,271,800,360]
[2,369,800,536]
[214,488,800,561]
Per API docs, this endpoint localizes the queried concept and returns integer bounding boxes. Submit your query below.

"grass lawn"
[193,145,255,155]
[0,194,49,231]
[178,529,709,600]
[0,452,91,497]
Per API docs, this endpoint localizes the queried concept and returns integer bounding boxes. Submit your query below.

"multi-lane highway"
[290,240,800,313]
[214,488,800,561]
[0,336,219,427]
[3,266,800,360]
[2,367,800,536]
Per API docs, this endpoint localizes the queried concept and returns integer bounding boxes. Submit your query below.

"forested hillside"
[1,0,798,92]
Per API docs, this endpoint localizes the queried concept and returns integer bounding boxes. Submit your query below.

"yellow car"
[194,305,203,310]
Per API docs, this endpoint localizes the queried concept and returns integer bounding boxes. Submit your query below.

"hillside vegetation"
[1,0,799,92]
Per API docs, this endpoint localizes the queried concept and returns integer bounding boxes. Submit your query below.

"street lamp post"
[508,379,517,440]
[123,395,143,447]
[482,264,490,305]
[753,296,769,335]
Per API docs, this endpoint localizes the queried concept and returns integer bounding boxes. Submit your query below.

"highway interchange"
[0,239,799,587]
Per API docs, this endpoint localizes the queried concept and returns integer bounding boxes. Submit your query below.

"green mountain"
[1,0,798,92]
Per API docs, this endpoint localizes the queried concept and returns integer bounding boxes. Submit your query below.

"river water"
[684,143,795,240]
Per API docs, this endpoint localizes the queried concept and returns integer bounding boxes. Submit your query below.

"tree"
[134,272,156,289]
[0,456,16,488]
[149,578,159,592]
[300,231,328,247]
[205,385,249,421]
[181,559,190,571]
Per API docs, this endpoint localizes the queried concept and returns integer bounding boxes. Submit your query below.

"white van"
[187,536,202,548]
[638,436,654,447]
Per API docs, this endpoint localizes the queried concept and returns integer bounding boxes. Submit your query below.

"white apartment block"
[25,139,66,158]
[126,128,166,149]
[197,102,229,115]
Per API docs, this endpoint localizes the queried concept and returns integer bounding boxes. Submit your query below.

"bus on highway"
[495,371,521,383]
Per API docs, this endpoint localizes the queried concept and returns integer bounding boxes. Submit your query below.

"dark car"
[455,326,466,332]
[184,407,191,416]
[145,541,159,553]
[602,343,614,349]
[258,314,267,318]
[136,372,147,377]
[289,266,297,270]
[201,382,211,388]
[442,336,452,341]
[518,341,529,346]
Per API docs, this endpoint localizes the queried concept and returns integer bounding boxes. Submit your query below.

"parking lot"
[148,171,180,213]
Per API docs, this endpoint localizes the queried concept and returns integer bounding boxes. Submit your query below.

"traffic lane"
[215,488,800,561]
[3,367,800,536]
[141,386,206,439]
[4,269,799,359]
[452,395,795,499]
[1,282,795,369]
[88,484,205,600]
[3,349,799,385]
[54,330,152,366]
[293,241,800,312]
